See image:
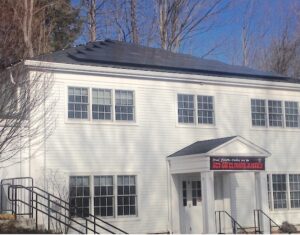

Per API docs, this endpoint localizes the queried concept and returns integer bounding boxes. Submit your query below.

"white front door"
[180,174,203,234]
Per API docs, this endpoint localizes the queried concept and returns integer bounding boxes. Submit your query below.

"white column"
[201,171,216,234]
[255,172,270,234]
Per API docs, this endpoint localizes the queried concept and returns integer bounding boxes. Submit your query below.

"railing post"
[94,215,96,233]
[14,186,17,216]
[86,219,88,234]
[36,194,38,230]
[269,218,272,234]
[257,210,261,233]
[218,212,221,234]
[48,194,50,231]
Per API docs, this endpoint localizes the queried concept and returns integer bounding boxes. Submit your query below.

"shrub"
[280,221,297,234]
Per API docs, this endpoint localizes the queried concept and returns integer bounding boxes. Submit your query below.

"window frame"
[285,101,299,128]
[69,176,90,217]
[197,95,215,125]
[70,174,139,220]
[177,93,216,127]
[250,98,300,129]
[115,90,136,122]
[267,173,300,211]
[66,86,137,125]
[67,86,89,120]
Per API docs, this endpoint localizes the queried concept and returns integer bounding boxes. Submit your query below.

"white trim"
[25,60,300,92]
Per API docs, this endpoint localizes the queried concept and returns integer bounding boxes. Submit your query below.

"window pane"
[178,94,194,124]
[272,174,287,209]
[290,174,300,208]
[117,176,137,216]
[268,100,283,127]
[94,176,114,217]
[92,89,112,120]
[68,87,89,119]
[197,96,214,124]
[69,176,90,217]
[285,101,299,128]
[115,90,134,121]
[251,99,266,126]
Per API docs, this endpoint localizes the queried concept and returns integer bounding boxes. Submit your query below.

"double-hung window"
[177,94,195,124]
[69,176,90,217]
[289,174,300,208]
[285,101,299,128]
[267,173,300,210]
[117,175,137,216]
[197,96,214,124]
[251,99,299,128]
[92,89,112,120]
[271,174,287,209]
[251,99,266,127]
[94,176,114,217]
[68,87,89,119]
[115,90,134,121]
[268,100,283,127]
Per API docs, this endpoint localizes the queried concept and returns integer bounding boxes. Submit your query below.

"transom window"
[285,101,299,128]
[94,176,114,217]
[117,176,137,216]
[267,174,300,210]
[68,87,89,119]
[69,176,90,217]
[115,90,134,121]
[178,94,194,123]
[251,99,266,126]
[268,100,283,127]
[92,89,112,120]
[197,96,214,124]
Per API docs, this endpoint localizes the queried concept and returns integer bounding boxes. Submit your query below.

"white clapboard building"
[2,40,300,233]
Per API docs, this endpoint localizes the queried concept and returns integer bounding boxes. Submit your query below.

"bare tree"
[130,0,139,43]
[157,0,230,52]
[260,23,300,77]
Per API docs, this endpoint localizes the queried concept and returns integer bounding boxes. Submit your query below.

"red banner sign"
[210,157,265,171]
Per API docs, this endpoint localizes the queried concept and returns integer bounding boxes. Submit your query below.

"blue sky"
[72,0,299,65]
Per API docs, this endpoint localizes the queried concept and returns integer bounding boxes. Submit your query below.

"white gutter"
[24,60,300,92]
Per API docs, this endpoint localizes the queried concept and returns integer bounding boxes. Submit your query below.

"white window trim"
[69,173,139,221]
[268,173,300,211]
[250,98,300,131]
[65,86,138,126]
[176,93,216,128]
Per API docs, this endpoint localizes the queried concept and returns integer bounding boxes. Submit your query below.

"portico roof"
[168,136,271,158]
[167,136,271,174]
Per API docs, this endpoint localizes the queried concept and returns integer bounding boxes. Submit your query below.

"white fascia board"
[24,60,300,92]
[167,153,208,161]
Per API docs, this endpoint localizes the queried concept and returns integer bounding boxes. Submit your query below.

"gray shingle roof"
[168,136,237,158]
[35,39,299,83]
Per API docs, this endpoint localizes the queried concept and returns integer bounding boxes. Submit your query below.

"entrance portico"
[167,136,271,234]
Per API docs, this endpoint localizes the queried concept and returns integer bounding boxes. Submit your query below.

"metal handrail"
[7,184,127,234]
[254,209,280,234]
[215,210,248,234]
[28,186,127,233]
